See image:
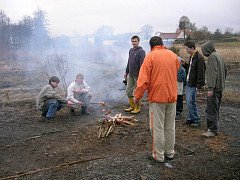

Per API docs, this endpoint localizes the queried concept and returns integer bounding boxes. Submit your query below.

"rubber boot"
[124,98,135,112]
[131,102,141,114]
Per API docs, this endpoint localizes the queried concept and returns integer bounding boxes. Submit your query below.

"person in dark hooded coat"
[201,41,227,137]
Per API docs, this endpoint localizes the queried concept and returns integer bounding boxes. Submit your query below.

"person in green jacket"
[36,76,67,121]
[201,41,227,137]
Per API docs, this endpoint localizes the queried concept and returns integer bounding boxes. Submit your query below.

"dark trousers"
[176,95,183,115]
[205,91,222,134]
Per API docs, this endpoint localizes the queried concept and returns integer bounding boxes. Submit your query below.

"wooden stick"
[1,157,102,180]
[98,126,102,138]
[106,124,114,137]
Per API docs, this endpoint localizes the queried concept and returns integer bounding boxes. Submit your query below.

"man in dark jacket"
[184,41,206,127]
[124,35,145,114]
[201,41,227,137]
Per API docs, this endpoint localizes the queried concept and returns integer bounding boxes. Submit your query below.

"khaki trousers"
[149,102,176,162]
[126,77,138,98]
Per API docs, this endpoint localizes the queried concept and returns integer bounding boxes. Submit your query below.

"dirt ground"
[0,61,240,180]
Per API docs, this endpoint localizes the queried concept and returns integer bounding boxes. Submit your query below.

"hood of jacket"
[201,41,216,57]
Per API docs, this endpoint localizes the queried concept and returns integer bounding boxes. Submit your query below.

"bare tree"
[191,26,211,42]
[179,15,197,32]
[32,9,51,51]
[37,54,69,94]
[140,24,153,40]
[0,10,11,50]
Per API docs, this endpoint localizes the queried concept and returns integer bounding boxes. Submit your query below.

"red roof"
[159,33,178,39]
[156,29,192,40]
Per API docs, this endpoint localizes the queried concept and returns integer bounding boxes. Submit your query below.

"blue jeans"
[186,83,200,123]
[42,99,64,118]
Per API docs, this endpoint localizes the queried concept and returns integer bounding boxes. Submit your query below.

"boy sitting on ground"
[36,76,67,121]
[67,73,92,115]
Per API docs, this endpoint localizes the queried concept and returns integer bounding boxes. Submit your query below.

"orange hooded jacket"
[134,46,180,103]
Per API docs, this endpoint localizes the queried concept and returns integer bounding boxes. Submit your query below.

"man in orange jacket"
[134,36,180,163]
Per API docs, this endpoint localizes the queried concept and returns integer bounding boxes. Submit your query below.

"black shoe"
[147,154,164,163]
[41,112,47,117]
[165,154,174,160]
[185,120,193,125]
[81,107,90,115]
[82,111,90,115]
[45,117,54,123]
[175,114,182,120]
[190,122,201,128]
[70,109,75,115]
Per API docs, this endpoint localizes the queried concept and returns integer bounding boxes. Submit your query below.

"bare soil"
[0,61,239,180]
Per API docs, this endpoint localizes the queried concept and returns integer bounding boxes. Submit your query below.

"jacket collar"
[191,50,199,59]
[151,45,165,51]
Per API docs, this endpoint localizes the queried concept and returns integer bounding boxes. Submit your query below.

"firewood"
[97,113,138,139]
[98,126,102,138]
[106,124,114,137]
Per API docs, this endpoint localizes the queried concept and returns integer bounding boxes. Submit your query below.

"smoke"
[0,7,151,104]
[64,43,130,103]
[20,34,142,104]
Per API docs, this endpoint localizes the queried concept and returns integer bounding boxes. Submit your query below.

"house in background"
[155,29,192,47]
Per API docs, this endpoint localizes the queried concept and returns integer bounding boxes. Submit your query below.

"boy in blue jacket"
[176,57,186,120]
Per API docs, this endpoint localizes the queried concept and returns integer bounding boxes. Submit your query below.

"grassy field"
[175,41,240,62]
[215,41,240,47]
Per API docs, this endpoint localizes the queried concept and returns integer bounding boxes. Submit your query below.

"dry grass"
[223,90,240,104]
[177,127,230,153]
[175,42,240,63]
[215,45,240,62]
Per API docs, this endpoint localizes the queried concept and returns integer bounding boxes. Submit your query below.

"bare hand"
[207,91,213,97]
[124,73,128,80]
[74,90,82,94]
[67,100,73,106]
[81,89,89,93]
[134,97,139,104]
[77,101,84,106]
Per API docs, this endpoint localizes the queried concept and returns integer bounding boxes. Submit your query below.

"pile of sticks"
[98,113,138,138]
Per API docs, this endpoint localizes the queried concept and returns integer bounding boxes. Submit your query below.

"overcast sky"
[1,0,240,36]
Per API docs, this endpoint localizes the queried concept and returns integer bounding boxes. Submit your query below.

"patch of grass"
[216,46,240,62]
[215,42,240,47]
[223,90,240,104]
[174,42,240,63]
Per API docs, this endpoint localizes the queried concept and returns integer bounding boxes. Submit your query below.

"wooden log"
[106,124,114,137]
[98,126,102,139]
